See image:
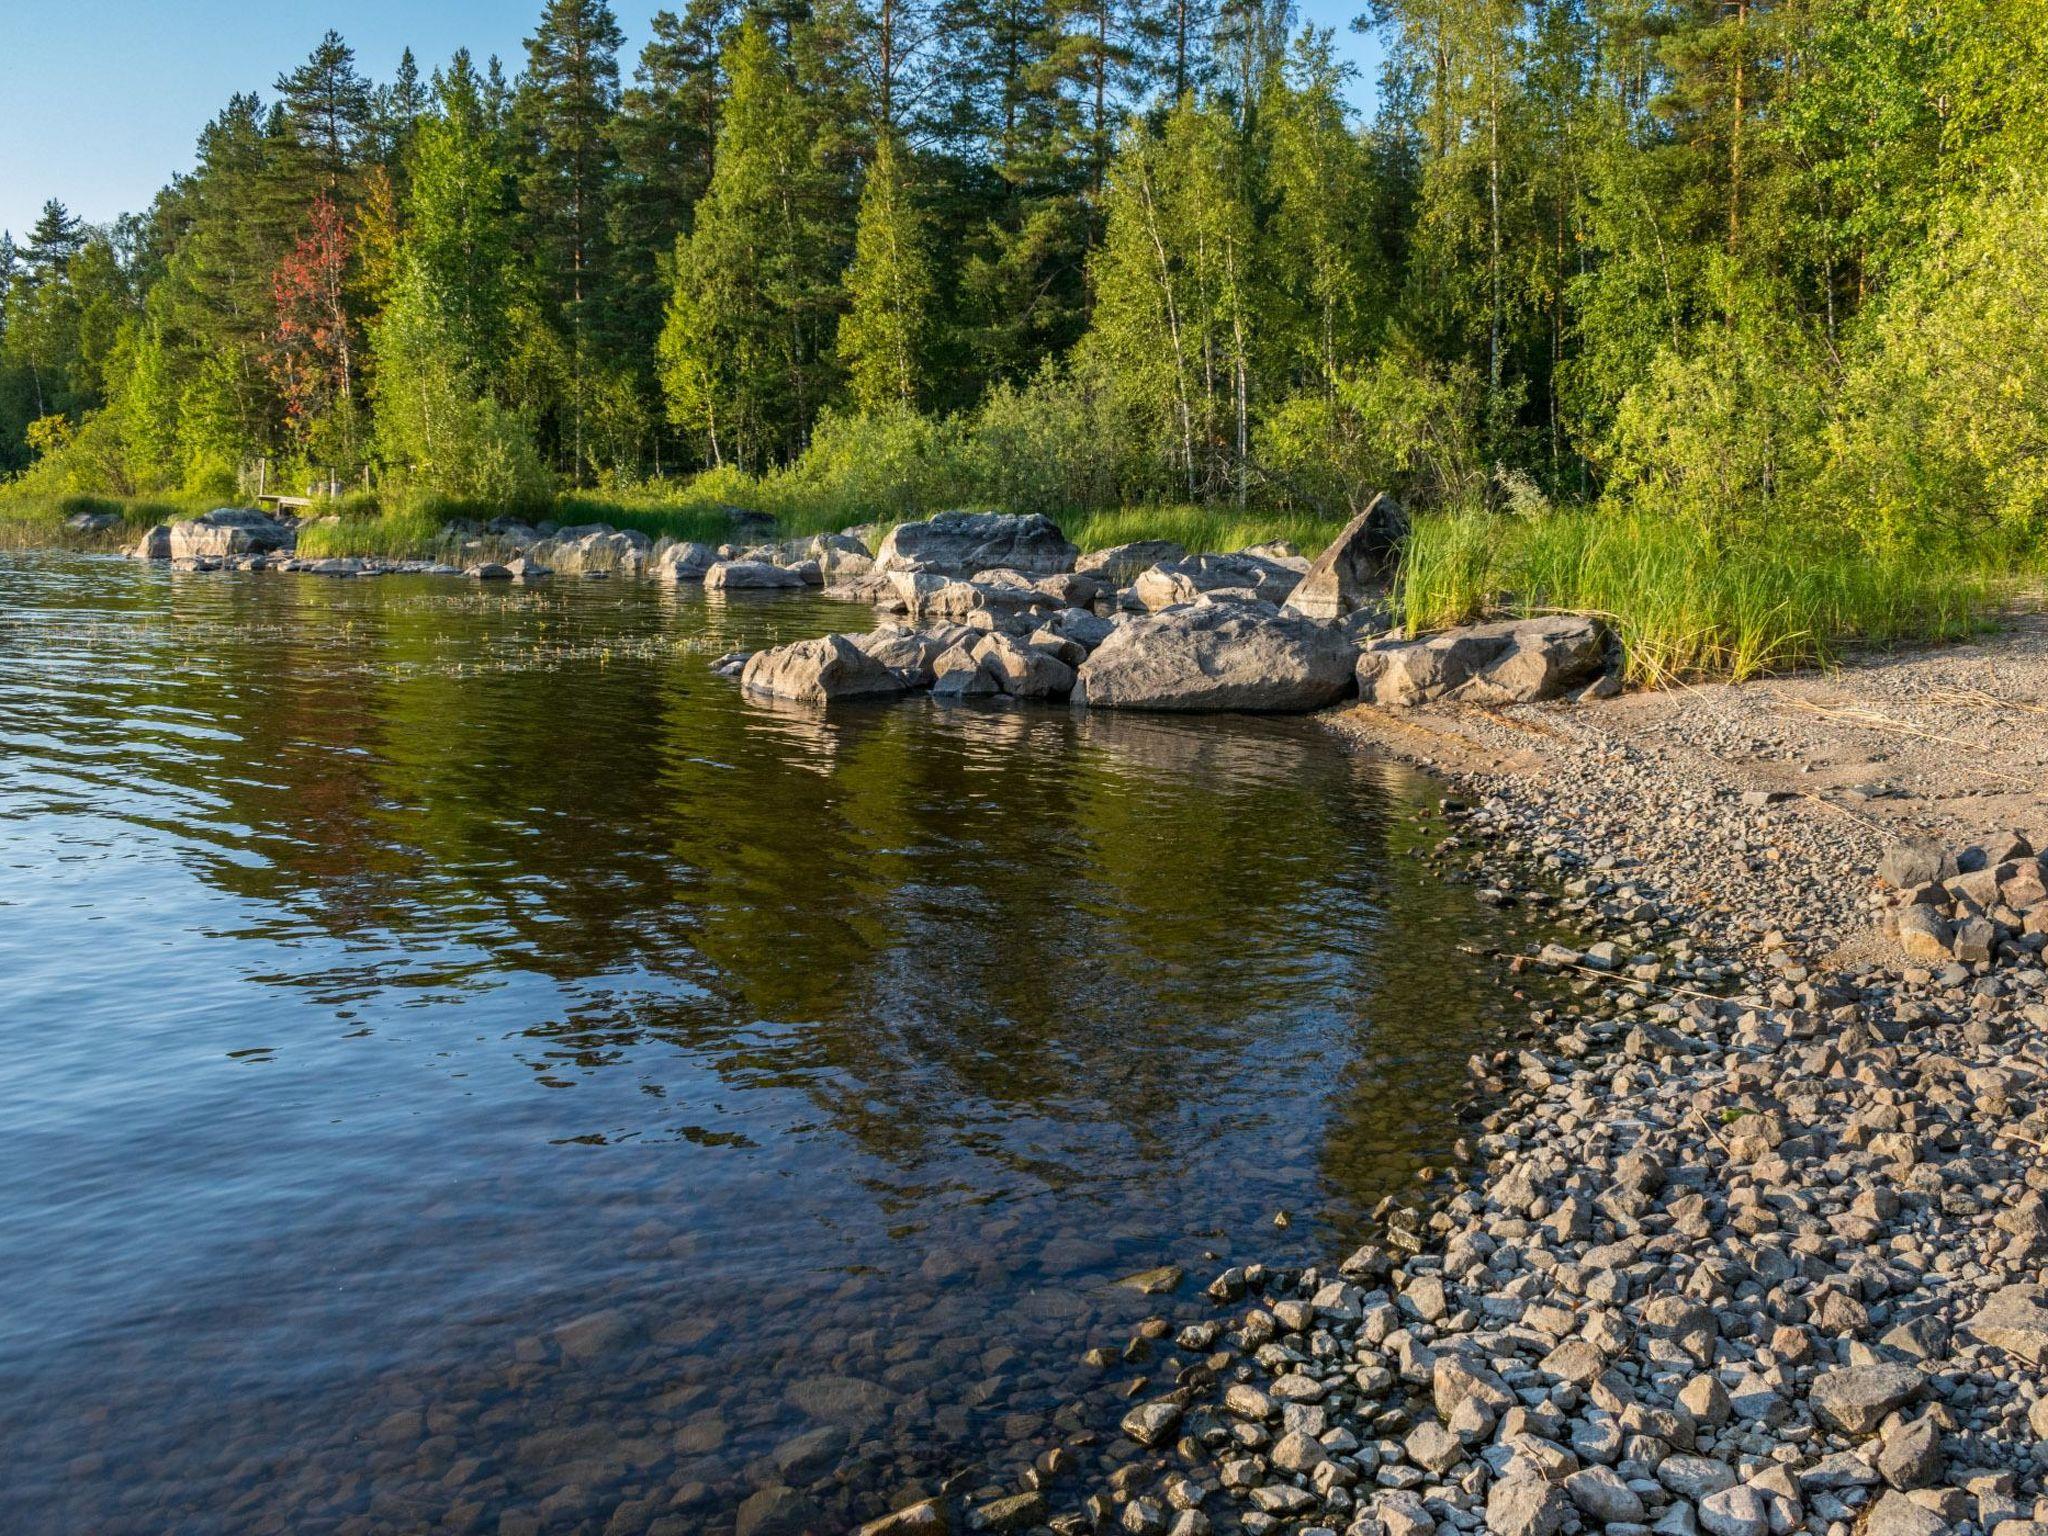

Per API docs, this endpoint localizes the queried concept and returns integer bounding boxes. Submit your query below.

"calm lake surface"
[0,553,1529,1534]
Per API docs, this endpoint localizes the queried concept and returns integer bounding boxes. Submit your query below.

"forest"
[4,0,2047,671]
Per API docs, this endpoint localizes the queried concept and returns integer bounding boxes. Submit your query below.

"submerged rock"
[1075,602,1357,713]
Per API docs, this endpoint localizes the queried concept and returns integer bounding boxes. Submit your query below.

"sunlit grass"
[1059,504,1351,556]
[1400,506,2001,685]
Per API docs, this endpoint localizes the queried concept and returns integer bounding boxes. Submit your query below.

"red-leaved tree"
[268,193,356,453]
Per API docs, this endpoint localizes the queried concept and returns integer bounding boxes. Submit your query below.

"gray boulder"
[65,509,122,533]
[874,511,1078,577]
[1486,1475,1569,1536]
[1878,839,1959,889]
[169,507,295,560]
[540,526,651,575]
[131,524,172,560]
[1076,539,1187,584]
[931,644,1000,696]
[652,540,719,581]
[706,559,807,591]
[975,631,1075,698]
[1357,614,1613,707]
[1130,553,1300,610]
[1282,492,1404,620]
[810,531,874,581]
[850,624,974,686]
[890,568,1066,622]
[1075,602,1357,713]
[740,634,908,703]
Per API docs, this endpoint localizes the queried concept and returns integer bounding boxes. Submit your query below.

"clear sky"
[0,0,1382,242]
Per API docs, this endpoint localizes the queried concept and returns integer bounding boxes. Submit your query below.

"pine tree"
[841,134,935,407]
[377,47,429,168]
[274,30,377,193]
[611,4,734,334]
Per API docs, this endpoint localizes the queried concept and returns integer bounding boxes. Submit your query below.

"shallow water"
[0,555,1526,1533]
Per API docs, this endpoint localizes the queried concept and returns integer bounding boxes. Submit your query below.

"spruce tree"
[840,134,934,408]
[514,0,625,479]
[658,19,842,466]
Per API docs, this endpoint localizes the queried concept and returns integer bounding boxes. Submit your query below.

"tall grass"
[1060,504,1350,555]
[0,490,221,550]
[1401,506,1998,684]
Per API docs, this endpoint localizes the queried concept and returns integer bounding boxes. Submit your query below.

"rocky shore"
[916,670,2048,1536]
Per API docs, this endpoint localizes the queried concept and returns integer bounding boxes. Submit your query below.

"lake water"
[0,554,1528,1534]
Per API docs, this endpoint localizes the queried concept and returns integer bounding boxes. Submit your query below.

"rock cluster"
[725,512,1621,716]
[1874,835,2048,969]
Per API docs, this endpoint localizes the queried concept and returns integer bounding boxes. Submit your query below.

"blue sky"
[0,0,1383,242]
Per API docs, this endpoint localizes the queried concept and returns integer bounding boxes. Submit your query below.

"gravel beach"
[967,624,2048,1536]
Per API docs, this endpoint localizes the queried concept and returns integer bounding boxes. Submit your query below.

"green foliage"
[840,136,934,411]
[659,19,842,469]
[1400,507,1994,686]
[370,261,550,506]
[11,0,2048,680]
[1826,167,2048,550]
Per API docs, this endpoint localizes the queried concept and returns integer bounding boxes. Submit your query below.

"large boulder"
[975,631,1075,699]
[889,568,1059,622]
[874,511,1078,578]
[131,524,172,560]
[1356,614,1614,707]
[539,526,651,575]
[65,509,122,533]
[706,559,807,591]
[1283,492,1404,620]
[1075,602,1358,713]
[810,531,875,582]
[849,624,976,686]
[1076,539,1187,585]
[169,507,295,560]
[1130,552,1300,610]
[652,540,720,582]
[740,634,908,703]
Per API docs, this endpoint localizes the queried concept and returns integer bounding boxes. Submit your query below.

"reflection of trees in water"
[47,569,1523,1235]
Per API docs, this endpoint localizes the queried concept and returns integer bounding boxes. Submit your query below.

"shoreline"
[972,665,2048,1536]
[13,534,2048,1536]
